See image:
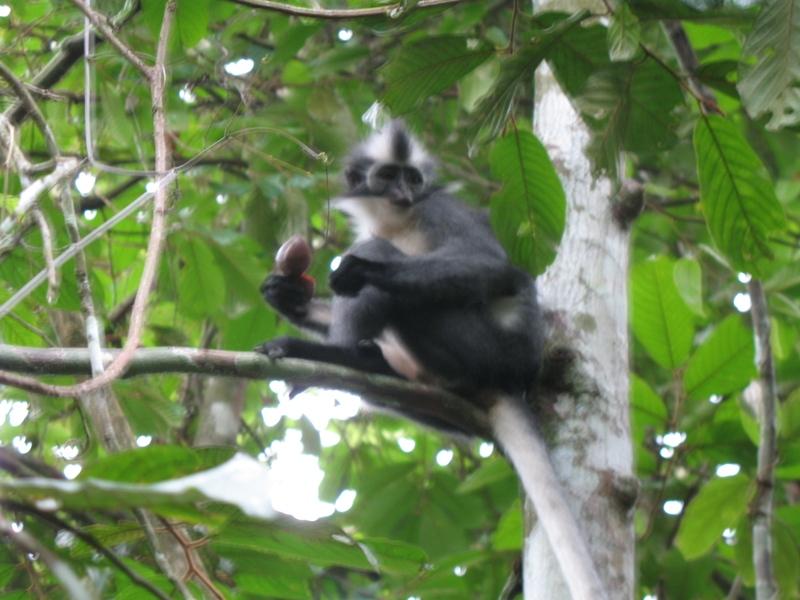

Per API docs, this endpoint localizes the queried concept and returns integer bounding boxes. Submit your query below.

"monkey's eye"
[404,168,423,186]
[376,165,400,181]
[345,168,365,188]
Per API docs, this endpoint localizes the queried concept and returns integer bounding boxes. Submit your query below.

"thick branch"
[0,345,490,436]
[228,0,461,19]
[747,280,778,600]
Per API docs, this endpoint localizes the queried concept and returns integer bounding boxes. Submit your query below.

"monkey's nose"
[390,195,413,207]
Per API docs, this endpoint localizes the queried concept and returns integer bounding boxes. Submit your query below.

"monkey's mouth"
[389,196,413,207]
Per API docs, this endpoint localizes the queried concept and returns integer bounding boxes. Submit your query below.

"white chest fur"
[334,196,429,256]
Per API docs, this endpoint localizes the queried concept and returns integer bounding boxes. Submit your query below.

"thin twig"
[0,511,92,600]
[228,0,461,19]
[5,501,171,600]
[0,158,81,241]
[663,21,721,115]
[31,208,60,304]
[0,61,60,158]
[0,170,177,320]
[665,22,777,596]
[160,520,225,600]
[69,0,152,80]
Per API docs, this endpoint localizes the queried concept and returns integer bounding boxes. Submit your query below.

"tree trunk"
[525,35,635,600]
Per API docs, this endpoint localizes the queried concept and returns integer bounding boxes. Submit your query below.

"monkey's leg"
[256,337,399,377]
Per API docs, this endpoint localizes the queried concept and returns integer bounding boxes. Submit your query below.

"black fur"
[260,123,542,416]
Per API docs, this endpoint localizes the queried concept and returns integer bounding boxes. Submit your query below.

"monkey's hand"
[260,273,315,320]
[329,255,384,296]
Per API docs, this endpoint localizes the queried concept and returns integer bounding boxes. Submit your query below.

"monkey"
[257,122,606,599]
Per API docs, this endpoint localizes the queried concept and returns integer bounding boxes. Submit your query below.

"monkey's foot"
[254,336,294,359]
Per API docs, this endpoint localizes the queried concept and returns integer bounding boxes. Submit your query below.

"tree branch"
[69,0,152,80]
[227,0,461,19]
[747,280,778,600]
[0,345,490,436]
[0,61,60,158]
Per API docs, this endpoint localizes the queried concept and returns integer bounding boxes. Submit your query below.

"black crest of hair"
[391,122,411,163]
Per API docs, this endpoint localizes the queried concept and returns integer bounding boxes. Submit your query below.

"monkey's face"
[345,161,426,208]
[366,163,425,207]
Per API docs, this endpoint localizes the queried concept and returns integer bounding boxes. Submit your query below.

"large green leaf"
[177,0,210,47]
[177,235,226,319]
[489,129,566,275]
[676,474,754,559]
[82,445,235,482]
[631,257,695,370]
[608,2,641,62]
[215,522,371,570]
[577,59,684,175]
[673,258,705,318]
[381,36,493,113]
[738,0,800,129]
[631,374,668,444]
[694,115,786,276]
[543,15,610,97]
[683,315,756,401]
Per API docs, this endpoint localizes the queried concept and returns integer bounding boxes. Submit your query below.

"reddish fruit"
[298,273,315,302]
[275,235,312,277]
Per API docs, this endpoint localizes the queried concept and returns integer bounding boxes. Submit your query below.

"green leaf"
[631,374,667,443]
[457,458,515,494]
[489,129,566,275]
[577,59,683,175]
[673,258,705,317]
[694,115,786,276]
[215,521,372,570]
[0,466,244,517]
[543,15,610,97]
[780,387,800,439]
[231,555,310,599]
[775,521,800,598]
[141,0,167,36]
[356,537,427,575]
[492,498,523,551]
[631,257,695,369]
[738,0,800,129]
[177,0,210,47]
[381,36,493,113]
[177,235,226,319]
[676,474,754,559]
[608,3,641,61]
[473,11,588,140]
[683,315,756,401]
[82,446,234,482]
[282,59,312,85]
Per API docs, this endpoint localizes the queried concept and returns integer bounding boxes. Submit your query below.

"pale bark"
[525,20,635,599]
[747,281,778,600]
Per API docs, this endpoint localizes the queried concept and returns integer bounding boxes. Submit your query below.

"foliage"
[0,0,799,598]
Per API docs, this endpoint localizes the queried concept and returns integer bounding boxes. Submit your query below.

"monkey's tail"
[489,394,608,600]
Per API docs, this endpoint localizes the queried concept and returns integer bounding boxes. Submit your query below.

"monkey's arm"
[260,274,331,337]
[331,248,527,306]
